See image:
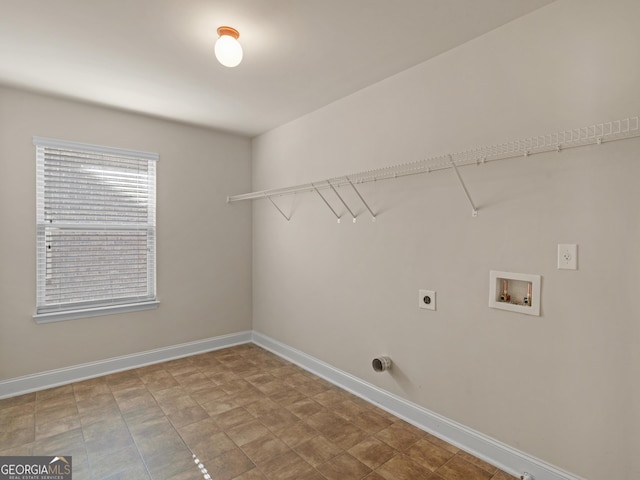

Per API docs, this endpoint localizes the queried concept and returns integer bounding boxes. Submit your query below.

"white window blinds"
[34,137,158,322]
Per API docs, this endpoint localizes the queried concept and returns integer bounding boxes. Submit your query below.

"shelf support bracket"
[312,183,341,223]
[327,180,357,223]
[346,177,376,221]
[449,156,478,217]
[264,193,290,221]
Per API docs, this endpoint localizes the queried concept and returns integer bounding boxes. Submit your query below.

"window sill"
[33,301,160,324]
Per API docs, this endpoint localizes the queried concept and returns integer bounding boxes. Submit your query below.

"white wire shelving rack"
[227,116,640,221]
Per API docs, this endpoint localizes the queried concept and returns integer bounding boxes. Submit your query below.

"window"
[34,137,158,323]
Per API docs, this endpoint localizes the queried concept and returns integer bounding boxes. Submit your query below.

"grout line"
[70,383,90,475]
[105,372,155,480]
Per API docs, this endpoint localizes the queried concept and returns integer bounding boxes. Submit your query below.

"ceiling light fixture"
[215,26,243,68]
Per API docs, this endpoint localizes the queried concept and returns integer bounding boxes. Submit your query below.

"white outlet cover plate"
[558,244,578,270]
[419,290,436,311]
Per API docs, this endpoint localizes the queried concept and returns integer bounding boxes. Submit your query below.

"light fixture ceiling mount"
[215,26,243,68]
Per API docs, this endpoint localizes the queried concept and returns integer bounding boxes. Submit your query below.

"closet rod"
[227,116,639,204]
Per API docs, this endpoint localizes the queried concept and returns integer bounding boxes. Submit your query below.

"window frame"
[33,136,159,323]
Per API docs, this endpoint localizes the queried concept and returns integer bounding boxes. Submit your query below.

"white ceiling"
[0,0,555,137]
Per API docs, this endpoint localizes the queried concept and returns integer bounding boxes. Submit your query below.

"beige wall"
[252,1,640,478]
[0,86,252,379]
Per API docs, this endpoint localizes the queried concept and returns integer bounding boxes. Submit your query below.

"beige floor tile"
[73,378,111,401]
[258,450,315,480]
[424,433,460,454]
[240,433,291,465]
[35,414,81,441]
[0,393,36,411]
[212,406,255,430]
[112,386,159,413]
[168,404,209,428]
[190,384,230,404]
[176,417,221,445]
[405,438,455,471]
[83,416,134,459]
[0,443,34,456]
[277,421,319,448]
[32,428,89,475]
[227,420,272,446]
[200,447,255,480]
[375,454,435,480]
[105,370,144,391]
[492,470,518,480]
[255,408,300,435]
[36,384,74,403]
[189,431,238,464]
[231,467,270,480]
[363,472,387,480]
[76,392,118,417]
[35,397,77,418]
[267,386,307,406]
[457,450,498,474]
[155,391,199,414]
[435,455,494,480]
[294,435,342,467]
[316,452,371,480]
[201,398,238,416]
[89,444,148,479]
[0,403,35,432]
[0,428,35,450]
[375,423,423,451]
[285,398,325,419]
[312,390,346,409]
[348,437,397,470]
[122,402,166,426]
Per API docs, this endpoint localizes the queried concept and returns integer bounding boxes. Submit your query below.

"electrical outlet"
[418,290,436,311]
[558,244,577,270]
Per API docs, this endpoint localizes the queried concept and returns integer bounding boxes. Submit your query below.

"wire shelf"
[228,116,640,219]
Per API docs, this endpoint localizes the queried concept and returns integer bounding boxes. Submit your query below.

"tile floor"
[0,344,517,480]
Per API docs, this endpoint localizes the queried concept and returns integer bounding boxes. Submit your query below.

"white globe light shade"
[215,34,243,67]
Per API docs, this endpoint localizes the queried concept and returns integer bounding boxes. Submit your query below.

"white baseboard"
[251,331,583,480]
[0,331,252,399]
